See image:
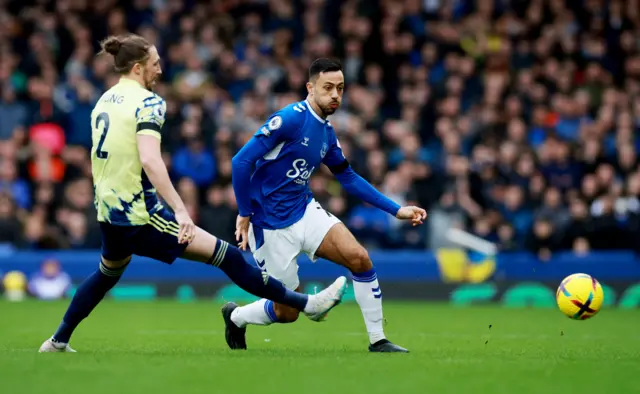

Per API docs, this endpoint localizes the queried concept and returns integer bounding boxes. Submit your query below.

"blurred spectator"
[500,185,533,241]
[3,270,27,302]
[534,187,570,232]
[199,185,236,243]
[0,159,31,209]
[427,191,465,250]
[563,198,594,250]
[526,218,561,262]
[1,0,640,254]
[348,202,390,249]
[28,259,71,300]
[0,86,28,141]
[497,223,517,251]
[172,137,217,188]
[0,193,22,246]
[59,210,101,249]
[65,80,97,148]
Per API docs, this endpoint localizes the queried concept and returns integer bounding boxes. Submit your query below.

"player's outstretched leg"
[223,295,301,350]
[183,228,347,347]
[228,295,299,328]
[316,223,408,353]
[39,257,130,353]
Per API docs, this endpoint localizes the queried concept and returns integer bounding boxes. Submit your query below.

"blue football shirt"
[244,100,345,230]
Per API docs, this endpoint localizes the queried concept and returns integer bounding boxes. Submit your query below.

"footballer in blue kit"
[225,58,427,353]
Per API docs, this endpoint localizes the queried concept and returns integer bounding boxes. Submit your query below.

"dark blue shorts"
[100,208,188,264]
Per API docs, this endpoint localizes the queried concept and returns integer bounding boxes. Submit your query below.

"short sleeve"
[136,95,166,140]
[253,108,303,151]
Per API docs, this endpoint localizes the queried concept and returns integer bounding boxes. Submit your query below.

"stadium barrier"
[1,249,640,307]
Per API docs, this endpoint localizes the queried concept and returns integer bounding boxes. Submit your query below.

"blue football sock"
[264,300,279,323]
[52,260,126,343]
[212,239,308,311]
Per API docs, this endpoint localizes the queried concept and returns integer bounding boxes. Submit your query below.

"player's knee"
[347,247,372,273]
[273,303,300,323]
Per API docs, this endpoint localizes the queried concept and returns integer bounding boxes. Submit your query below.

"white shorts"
[248,199,341,290]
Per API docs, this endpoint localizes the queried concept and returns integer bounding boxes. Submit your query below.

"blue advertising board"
[2,250,640,306]
[1,249,639,282]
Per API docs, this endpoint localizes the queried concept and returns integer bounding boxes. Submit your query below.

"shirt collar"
[304,99,326,124]
[119,77,144,89]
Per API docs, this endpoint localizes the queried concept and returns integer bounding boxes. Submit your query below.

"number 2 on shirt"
[95,112,110,159]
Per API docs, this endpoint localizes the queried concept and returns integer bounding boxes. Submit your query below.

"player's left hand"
[235,215,251,251]
[175,209,196,244]
[396,206,427,226]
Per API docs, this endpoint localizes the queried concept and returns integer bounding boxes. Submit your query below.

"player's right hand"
[396,206,427,226]
[235,215,250,251]
[175,209,196,244]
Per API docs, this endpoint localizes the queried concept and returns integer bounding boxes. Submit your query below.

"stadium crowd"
[1,0,640,259]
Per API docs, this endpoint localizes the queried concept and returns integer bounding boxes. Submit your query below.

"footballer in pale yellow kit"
[38,34,347,353]
[91,79,165,225]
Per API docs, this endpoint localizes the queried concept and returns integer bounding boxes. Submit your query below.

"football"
[556,273,604,320]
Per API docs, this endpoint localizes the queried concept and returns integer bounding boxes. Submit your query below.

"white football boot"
[303,276,347,322]
[39,338,77,353]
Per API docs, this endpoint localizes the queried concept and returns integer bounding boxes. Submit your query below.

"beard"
[143,72,157,91]
[316,99,340,117]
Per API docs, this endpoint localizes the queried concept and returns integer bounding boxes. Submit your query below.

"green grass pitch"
[1,300,639,394]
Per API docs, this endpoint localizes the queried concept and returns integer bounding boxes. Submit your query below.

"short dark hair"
[309,58,343,81]
[99,34,152,74]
